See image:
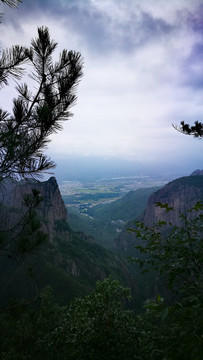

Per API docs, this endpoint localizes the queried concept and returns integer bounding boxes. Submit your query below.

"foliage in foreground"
[0,279,139,360]
[0,26,83,182]
[129,202,203,360]
[0,204,202,359]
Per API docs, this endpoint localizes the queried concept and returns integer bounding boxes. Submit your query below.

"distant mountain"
[190,169,203,176]
[87,187,161,222]
[115,175,203,253]
[52,157,150,182]
[51,156,185,183]
[0,177,136,308]
[67,187,161,248]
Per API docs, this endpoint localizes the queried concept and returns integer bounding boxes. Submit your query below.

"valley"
[60,174,171,248]
[60,174,170,208]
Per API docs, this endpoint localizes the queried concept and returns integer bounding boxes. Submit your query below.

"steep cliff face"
[115,175,203,253]
[143,176,203,227]
[1,177,67,242]
[112,175,203,303]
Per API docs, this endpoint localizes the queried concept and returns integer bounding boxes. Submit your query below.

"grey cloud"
[191,42,203,60]
[181,69,203,90]
[3,0,175,54]
[184,3,203,32]
[65,5,175,53]
[134,10,174,42]
[179,41,203,89]
[170,4,203,90]
[64,3,112,52]
[115,10,174,52]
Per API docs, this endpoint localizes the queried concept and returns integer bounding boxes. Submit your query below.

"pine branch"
[0,46,30,86]
[1,0,21,8]
[0,26,83,180]
[173,121,203,138]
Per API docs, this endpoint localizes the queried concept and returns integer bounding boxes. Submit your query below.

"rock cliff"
[190,169,203,176]
[143,175,203,227]
[115,175,203,252]
[0,177,67,242]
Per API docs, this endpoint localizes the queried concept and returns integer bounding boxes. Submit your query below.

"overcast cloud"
[1,0,203,175]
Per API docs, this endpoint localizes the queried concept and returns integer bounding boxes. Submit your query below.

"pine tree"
[0,27,83,260]
[0,26,83,182]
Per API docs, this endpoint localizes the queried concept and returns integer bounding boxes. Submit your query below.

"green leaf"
[155,202,173,212]
[161,307,169,321]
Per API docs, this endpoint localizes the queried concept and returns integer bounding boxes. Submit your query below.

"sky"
[1,0,203,177]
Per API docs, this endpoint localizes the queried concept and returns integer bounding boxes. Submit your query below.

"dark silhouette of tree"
[173,121,203,138]
[0,0,22,21]
[0,0,21,8]
[0,26,83,182]
[0,45,29,87]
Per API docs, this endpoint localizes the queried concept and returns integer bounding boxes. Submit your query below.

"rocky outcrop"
[190,169,203,176]
[0,177,67,242]
[143,175,203,227]
[115,175,203,253]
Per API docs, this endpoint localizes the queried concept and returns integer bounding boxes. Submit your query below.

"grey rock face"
[0,177,68,242]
